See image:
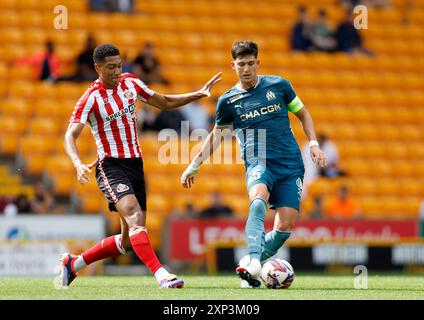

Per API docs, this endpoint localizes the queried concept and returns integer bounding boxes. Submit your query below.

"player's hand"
[310,146,328,168]
[198,72,222,97]
[76,160,97,185]
[181,162,200,188]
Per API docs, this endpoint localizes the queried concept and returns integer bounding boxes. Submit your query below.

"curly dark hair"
[93,44,120,64]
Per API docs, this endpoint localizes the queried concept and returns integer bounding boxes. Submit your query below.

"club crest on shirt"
[266,90,276,101]
[123,90,134,99]
[103,97,109,104]
[117,183,129,193]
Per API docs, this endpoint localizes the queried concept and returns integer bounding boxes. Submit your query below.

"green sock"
[260,229,291,261]
[245,198,267,261]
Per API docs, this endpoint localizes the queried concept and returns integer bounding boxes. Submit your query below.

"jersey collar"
[235,75,261,92]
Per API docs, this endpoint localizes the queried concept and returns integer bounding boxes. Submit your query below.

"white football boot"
[236,255,261,288]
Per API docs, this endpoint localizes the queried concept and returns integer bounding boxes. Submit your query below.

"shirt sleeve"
[215,96,233,126]
[130,76,155,102]
[70,89,95,125]
[283,79,304,113]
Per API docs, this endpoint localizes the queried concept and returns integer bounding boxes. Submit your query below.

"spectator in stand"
[335,9,374,55]
[339,0,390,10]
[172,203,199,219]
[308,196,324,219]
[3,194,33,216]
[290,6,313,52]
[154,109,185,134]
[310,9,337,52]
[180,101,210,132]
[317,133,346,178]
[57,35,98,82]
[121,52,133,73]
[90,0,134,12]
[199,192,234,219]
[325,185,362,220]
[133,43,169,85]
[137,104,158,132]
[14,40,59,82]
[32,183,56,214]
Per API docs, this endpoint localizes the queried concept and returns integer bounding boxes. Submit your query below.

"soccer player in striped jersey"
[62,44,221,288]
[181,41,327,288]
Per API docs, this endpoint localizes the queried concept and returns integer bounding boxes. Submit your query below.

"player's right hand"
[76,160,97,185]
[181,163,200,188]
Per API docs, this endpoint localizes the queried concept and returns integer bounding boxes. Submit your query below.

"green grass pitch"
[1,273,423,300]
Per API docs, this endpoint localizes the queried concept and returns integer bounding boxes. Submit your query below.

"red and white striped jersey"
[69,73,154,160]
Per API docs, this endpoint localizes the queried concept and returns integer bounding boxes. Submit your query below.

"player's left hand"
[310,146,328,168]
[198,72,222,97]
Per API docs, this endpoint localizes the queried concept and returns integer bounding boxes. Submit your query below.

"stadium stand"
[0,0,423,249]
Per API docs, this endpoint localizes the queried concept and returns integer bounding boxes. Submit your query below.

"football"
[260,258,295,289]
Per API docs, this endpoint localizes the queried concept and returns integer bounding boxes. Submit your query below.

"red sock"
[129,226,162,274]
[82,235,125,265]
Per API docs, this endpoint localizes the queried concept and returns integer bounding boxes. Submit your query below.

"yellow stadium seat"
[362,143,385,159]
[399,125,421,141]
[0,134,19,157]
[50,173,74,195]
[350,179,377,196]
[0,117,28,135]
[29,118,63,136]
[406,144,424,160]
[375,179,399,197]
[398,180,424,197]
[24,154,48,175]
[147,176,174,193]
[74,177,98,196]
[20,136,57,156]
[358,197,382,218]
[0,11,19,27]
[392,161,414,178]
[45,155,74,176]
[0,0,15,10]
[148,194,172,214]
[0,99,33,117]
[80,194,103,213]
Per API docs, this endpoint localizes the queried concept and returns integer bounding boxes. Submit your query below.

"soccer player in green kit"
[181,41,328,288]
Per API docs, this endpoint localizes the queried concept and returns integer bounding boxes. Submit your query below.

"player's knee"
[119,202,145,227]
[126,211,146,228]
[275,220,294,232]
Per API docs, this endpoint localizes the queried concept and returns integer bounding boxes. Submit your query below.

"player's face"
[95,55,123,87]
[232,55,259,86]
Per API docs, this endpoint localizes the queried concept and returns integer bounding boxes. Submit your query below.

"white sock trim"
[154,267,170,283]
[114,234,126,255]
[73,255,87,272]
[129,226,147,237]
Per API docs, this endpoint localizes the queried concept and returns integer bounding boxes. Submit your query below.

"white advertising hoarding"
[0,215,105,241]
[0,215,105,276]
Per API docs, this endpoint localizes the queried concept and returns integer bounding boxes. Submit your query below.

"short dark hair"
[93,44,120,64]
[231,41,258,60]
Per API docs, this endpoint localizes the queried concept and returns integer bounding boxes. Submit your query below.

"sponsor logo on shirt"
[123,90,134,99]
[227,94,246,104]
[105,103,136,122]
[239,103,281,121]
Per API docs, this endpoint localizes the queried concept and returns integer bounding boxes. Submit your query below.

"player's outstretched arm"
[181,124,232,188]
[294,106,328,168]
[146,72,222,110]
[64,123,97,185]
